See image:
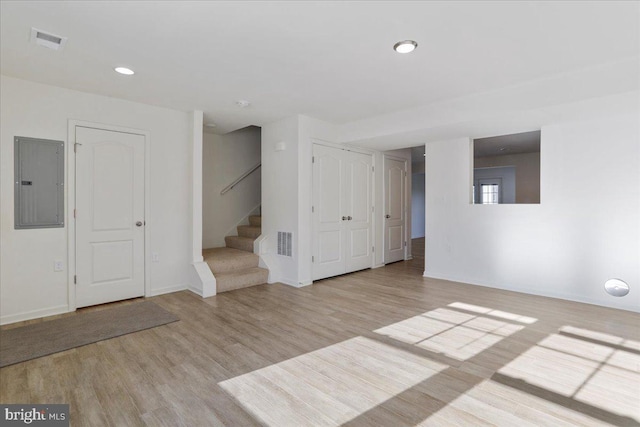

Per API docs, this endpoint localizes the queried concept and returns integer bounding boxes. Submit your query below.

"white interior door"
[75,126,145,308]
[384,156,406,263]
[344,151,372,273]
[312,144,345,280]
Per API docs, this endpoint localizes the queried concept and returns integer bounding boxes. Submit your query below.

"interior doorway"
[383,155,407,264]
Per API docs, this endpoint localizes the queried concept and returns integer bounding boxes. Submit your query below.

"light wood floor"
[2,241,639,426]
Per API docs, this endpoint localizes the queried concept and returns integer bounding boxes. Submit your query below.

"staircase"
[203,215,268,293]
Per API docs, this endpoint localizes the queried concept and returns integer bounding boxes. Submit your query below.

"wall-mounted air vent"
[277,232,292,257]
[30,28,67,50]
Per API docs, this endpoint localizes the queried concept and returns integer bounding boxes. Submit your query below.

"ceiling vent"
[30,28,67,50]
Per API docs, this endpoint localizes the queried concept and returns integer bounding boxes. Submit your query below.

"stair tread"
[203,246,255,256]
[237,225,260,231]
[225,235,254,242]
[203,247,259,273]
[249,215,262,226]
[225,235,255,252]
[237,225,261,238]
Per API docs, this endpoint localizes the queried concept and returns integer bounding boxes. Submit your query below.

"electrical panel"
[14,136,64,229]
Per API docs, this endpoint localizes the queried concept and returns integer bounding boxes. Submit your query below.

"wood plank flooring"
[1,240,639,426]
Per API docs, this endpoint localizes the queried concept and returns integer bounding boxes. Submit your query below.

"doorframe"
[66,120,151,312]
[382,154,410,263]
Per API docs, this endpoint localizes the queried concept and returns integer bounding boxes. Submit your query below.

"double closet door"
[312,144,373,281]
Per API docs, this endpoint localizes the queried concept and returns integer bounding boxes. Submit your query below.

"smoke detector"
[30,28,67,51]
[235,100,251,108]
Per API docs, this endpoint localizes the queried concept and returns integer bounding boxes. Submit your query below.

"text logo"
[1,405,69,426]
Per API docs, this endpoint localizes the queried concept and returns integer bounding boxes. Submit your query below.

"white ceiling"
[474,130,540,158]
[1,1,638,136]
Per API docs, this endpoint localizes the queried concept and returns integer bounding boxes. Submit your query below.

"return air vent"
[30,28,67,50]
[277,232,292,257]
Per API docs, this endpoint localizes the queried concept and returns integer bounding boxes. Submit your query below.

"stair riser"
[237,225,261,238]
[249,215,262,227]
[206,255,258,273]
[217,269,269,293]
[225,236,254,252]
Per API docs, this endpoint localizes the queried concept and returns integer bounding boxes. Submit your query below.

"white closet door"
[313,145,373,281]
[344,151,372,273]
[312,144,346,280]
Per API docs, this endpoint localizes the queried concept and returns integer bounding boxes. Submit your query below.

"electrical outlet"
[152,252,160,262]
[54,260,64,272]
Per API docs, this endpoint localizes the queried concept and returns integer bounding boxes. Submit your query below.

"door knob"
[385,214,391,218]
[347,216,352,220]
[342,216,347,221]
[136,221,143,227]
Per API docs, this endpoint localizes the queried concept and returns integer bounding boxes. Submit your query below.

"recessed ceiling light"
[114,67,135,75]
[393,40,418,54]
[236,100,251,108]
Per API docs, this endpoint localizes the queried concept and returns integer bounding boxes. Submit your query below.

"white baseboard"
[148,284,187,297]
[273,277,312,288]
[188,286,203,297]
[423,270,640,314]
[0,304,70,326]
[190,261,216,297]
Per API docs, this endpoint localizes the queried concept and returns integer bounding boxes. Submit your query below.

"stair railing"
[220,162,261,195]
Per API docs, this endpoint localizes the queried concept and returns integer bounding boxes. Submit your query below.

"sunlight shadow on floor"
[497,325,640,423]
[218,336,447,426]
[217,303,637,426]
[373,302,536,361]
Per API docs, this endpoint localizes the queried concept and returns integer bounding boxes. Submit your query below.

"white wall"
[412,156,425,175]
[424,113,639,312]
[260,116,301,286]
[411,147,426,239]
[202,127,261,249]
[0,76,192,324]
[190,110,204,264]
[411,173,425,238]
